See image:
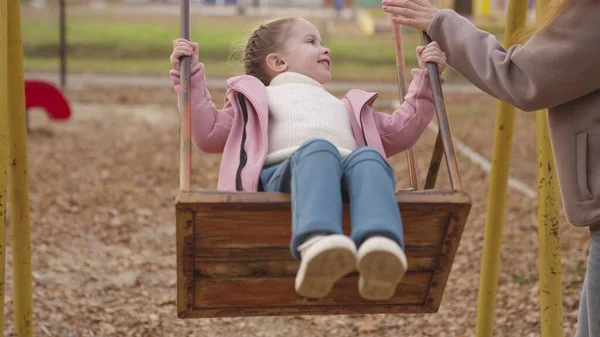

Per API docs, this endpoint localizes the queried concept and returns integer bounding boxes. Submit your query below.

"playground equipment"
[24,80,72,129]
[475,0,564,335]
[0,0,564,335]
[1,0,35,335]
[174,0,471,318]
[24,0,71,128]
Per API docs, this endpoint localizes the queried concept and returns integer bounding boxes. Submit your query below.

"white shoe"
[357,236,407,301]
[295,234,357,298]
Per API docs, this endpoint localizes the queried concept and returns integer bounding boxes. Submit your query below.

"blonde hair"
[242,17,298,85]
[517,0,583,41]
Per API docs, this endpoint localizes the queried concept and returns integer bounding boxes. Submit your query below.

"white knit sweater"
[264,72,357,165]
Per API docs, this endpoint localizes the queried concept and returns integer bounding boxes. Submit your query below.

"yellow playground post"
[476,0,565,334]
[475,0,491,18]
[6,0,35,335]
[1,0,10,331]
[534,0,565,335]
[474,0,527,334]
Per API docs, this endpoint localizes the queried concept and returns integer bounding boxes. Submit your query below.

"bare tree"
[454,0,472,16]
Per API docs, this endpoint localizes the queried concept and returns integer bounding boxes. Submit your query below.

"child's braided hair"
[243,17,296,85]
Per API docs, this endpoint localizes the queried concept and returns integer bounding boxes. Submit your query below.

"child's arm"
[170,39,234,153]
[374,42,445,156]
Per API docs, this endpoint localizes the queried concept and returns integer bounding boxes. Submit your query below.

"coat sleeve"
[428,5,600,111]
[170,63,234,153]
[374,69,436,156]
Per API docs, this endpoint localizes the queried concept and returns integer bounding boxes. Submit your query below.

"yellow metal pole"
[474,0,527,335]
[7,0,34,335]
[1,0,9,331]
[536,115,564,337]
[475,0,491,18]
[535,1,564,336]
[482,0,490,17]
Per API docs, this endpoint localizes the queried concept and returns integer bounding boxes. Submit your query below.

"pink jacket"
[170,64,436,192]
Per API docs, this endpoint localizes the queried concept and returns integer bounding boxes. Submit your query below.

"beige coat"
[428,3,600,231]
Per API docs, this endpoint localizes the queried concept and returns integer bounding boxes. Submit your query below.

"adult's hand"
[382,0,441,32]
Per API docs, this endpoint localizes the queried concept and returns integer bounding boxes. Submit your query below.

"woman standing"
[381,0,600,335]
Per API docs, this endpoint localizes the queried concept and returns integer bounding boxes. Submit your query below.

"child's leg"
[285,139,348,258]
[342,147,406,300]
[343,147,404,249]
[575,232,600,337]
[262,139,356,298]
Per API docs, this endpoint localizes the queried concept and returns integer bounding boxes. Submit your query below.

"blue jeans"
[575,232,600,337]
[260,139,405,260]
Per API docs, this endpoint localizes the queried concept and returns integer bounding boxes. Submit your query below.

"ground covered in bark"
[2,83,590,336]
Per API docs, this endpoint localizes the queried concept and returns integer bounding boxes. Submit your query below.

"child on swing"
[169,17,446,301]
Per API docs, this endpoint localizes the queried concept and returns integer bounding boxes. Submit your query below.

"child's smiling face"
[278,19,332,84]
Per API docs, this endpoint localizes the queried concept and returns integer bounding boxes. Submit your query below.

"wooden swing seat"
[176,189,471,318]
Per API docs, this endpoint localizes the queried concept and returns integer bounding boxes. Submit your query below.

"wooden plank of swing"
[176,190,471,318]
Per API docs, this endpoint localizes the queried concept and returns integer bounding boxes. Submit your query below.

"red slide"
[25,80,71,121]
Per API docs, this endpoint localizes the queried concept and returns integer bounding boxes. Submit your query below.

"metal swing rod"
[390,21,463,191]
[179,0,192,192]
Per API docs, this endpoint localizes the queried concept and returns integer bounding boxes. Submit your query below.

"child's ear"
[266,53,288,73]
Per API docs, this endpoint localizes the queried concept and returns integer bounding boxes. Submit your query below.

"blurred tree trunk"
[454,0,472,16]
